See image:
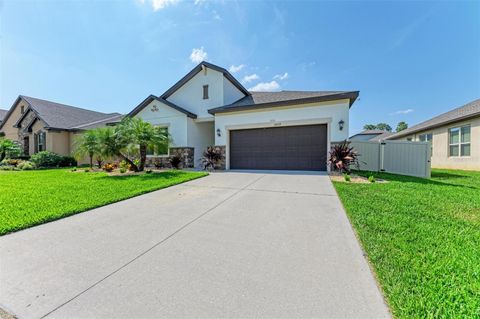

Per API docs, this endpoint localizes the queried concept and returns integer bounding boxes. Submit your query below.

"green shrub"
[17,161,35,170]
[59,156,77,167]
[84,168,90,173]
[343,173,351,182]
[119,167,127,174]
[169,155,182,169]
[145,169,153,174]
[30,151,77,168]
[368,175,376,183]
[30,151,63,167]
[71,167,77,172]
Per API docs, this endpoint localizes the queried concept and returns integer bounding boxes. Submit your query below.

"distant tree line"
[363,121,408,133]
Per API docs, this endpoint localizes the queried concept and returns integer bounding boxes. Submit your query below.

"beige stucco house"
[386,98,479,170]
[0,95,122,158]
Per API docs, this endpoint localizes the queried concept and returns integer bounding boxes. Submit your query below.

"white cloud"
[242,74,259,83]
[189,47,208,63]
[228,64,245,73]
[248,80,280,92]
[390,108,414,115]
[147,0,179,11]
[212,10,221,20]
[273,72,289,80]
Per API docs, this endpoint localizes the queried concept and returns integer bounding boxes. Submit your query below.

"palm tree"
[124,118,169,171]
[95,126,139,171]
[74,130,101,168]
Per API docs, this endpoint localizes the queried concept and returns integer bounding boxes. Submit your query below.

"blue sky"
[1,0,479,134]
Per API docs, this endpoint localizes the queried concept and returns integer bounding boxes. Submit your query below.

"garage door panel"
[230,124,327,171]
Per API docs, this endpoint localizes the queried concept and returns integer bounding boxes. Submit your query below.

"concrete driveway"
[0,171,390,319]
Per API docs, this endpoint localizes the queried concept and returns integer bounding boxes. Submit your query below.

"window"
[146,127,169,156]
[406,137,413,141]
[418,133,432,142]
[203,85,209,99]
[449,125,470,157]
[21,105,25,114]
[36,132,46,152]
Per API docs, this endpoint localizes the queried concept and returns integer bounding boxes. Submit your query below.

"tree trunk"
[120,153,138,172]
[0,150,5,162]
[139,144,147,172]
[89,153,93,169]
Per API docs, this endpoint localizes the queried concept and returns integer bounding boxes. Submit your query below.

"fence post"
[379,142,385,172]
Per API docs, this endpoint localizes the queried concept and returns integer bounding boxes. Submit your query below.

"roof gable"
[160,61,250,99]
[0,95,121,132]
[127,95,197,119]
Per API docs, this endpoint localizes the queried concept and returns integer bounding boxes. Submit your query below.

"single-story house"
[386,98,479,170]
[349,129,394,141]
[129,61,359,171]
[0,95,122,157]
[0,109,8,126]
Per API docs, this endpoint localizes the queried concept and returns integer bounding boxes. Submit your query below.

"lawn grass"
[0,169,207,235]
[332,169,480,318]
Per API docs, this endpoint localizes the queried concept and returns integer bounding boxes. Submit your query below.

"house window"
[147,127,169,156]
[418,133,432,142]
[418,133,433,152]
[21,105,25,114]
[449,125,470,157]
[36,132,46,152]
[406,137,413,141]
[203,85,209,100]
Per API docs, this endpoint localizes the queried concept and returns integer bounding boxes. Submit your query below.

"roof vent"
[201,64,207,75]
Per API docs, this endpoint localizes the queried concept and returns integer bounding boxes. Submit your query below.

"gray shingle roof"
[351,129,390,136]
[20,95,121,130]
[368,131,394,141]
[208,90,359,114]
[0,109,7,122]
[71,114,125,130]
[386,98,480,139]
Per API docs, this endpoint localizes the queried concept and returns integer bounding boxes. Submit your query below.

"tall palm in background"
[74,129,101,168]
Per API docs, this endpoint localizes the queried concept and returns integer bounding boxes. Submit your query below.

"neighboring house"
[129,61,359,171]
[0,109,8,126]
[386,98,479,170]
[349,129,394,141]
[0,95,122,157]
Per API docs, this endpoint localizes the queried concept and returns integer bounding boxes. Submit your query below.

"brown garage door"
[230,124,328,171]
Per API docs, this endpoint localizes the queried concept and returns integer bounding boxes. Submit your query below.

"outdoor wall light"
[216,128,221,137]
[338,120,345,131]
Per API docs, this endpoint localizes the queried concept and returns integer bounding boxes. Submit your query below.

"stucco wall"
[223,77,245,105]
[187,119,214,167]
[214,99,350,169]
[48,131,71,156]
[134,99,188,147]
[166,67,246,119]
[393,116,479,170]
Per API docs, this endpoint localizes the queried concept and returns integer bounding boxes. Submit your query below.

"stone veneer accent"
[214,145,226,170]
[146,147,194,169]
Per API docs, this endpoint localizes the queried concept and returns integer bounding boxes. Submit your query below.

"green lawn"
[333,169,480,318]
[0,169,207,235]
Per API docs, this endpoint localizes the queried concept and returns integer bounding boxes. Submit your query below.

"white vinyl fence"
[349,140,431,178]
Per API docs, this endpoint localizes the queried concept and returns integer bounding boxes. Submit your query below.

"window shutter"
[34,133,38,153]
